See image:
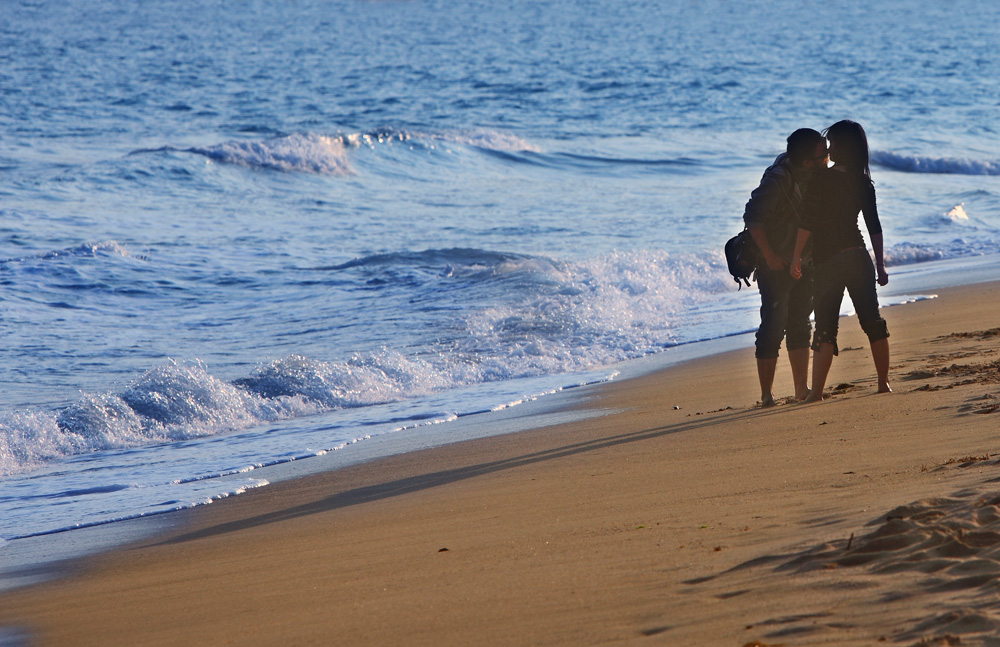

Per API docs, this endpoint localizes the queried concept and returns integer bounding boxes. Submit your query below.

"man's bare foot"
[794,390,810,401]
[760,395,777,408]
[877,383,892,394]
[801,390,824,404]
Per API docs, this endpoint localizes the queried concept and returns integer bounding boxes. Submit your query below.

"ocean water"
[2,0,1000,545]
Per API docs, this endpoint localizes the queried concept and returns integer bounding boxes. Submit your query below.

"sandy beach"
[3,280,1000,646]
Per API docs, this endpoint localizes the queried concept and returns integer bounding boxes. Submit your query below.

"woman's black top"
[799,167,881,265]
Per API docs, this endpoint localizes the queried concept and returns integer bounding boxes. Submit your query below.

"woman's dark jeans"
[812,247,889,355]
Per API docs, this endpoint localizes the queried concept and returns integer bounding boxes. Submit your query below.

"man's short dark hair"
[786,128,826,165]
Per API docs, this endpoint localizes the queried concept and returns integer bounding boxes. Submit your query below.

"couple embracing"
[744,121,891,406]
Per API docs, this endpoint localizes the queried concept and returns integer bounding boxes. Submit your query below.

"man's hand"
[748,227,786,271]
[765,251,788,271]
[877,264,889,286]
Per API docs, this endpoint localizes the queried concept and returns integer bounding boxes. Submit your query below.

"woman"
[789,120,890,402]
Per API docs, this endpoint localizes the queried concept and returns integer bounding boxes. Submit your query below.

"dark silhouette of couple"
[743,121,890,406]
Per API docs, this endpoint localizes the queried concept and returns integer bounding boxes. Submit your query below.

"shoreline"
[0,254,998,584]
[2,253,997,554]
[2,278,1000,644]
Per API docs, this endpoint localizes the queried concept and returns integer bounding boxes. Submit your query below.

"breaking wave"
[189,133,354,174]
[872,151,1000,175]
[133,127,542,175]
[0,350,449,477]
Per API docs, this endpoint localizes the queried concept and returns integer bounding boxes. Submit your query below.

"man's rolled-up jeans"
[755,265,813,360]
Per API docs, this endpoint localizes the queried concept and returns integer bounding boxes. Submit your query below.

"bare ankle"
[802,390,824,403]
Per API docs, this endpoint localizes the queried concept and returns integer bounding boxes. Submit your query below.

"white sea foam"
[872,151,1000,175]
[12,477,274,539]
[462,249,734,376]
[0,411,75,477]
[215,479,269,498]
[344,129,413,149]
[118,360,305,431]
[0,361,322,477]
[183,128,539,175]
[884,237,1000,266]
[236,350,452,408]
[190,133,354,174]
[2,240,137,266]
[346,127,540,153]
[947,203,970,221]
[437,129,542,153]
[884,243,946,265]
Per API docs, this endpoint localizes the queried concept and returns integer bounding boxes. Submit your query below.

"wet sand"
[2,281,1000,646]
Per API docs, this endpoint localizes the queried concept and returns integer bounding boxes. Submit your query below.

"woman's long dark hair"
[825,120,871,182]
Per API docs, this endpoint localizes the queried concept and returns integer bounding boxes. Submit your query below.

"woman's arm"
[871,232,888,286]
[862,182,888,286]
[789,228,811,280]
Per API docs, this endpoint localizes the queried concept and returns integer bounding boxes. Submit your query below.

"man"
[744,128,828,406]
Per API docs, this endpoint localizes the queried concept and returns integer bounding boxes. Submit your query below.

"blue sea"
[3,0,1000,558]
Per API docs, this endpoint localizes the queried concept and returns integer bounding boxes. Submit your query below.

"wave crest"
[2,240,138,266]
[166,128,542,175]
[189,133,353,175]
[872,151,1000,175]
[235,351,449,408]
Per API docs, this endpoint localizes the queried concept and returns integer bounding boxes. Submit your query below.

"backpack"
[725,229,757,289]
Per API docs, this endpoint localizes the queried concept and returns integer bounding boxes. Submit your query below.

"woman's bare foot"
[760,394,777,408]
[877,382,892,394]
[801,390,824,404]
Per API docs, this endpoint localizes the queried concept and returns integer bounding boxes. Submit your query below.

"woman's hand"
[876,263,888,286]
[789,229,811,281]
[790,256,802,280]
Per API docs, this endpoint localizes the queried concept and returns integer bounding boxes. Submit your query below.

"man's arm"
[748,226,787,271]
[744,176,787,271]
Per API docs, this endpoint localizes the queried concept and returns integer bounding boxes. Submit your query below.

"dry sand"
[2,281,1000,646]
